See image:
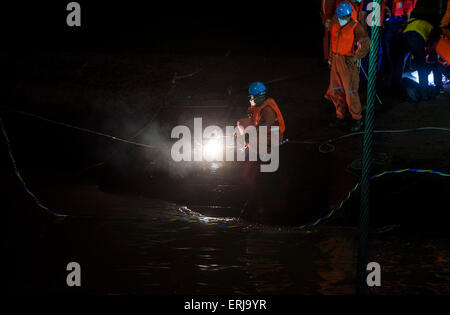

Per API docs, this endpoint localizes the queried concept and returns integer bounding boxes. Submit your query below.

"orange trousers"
[323,27,330,62]
[327,54,362,120]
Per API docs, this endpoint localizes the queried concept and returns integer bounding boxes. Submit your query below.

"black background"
[1,0,323,55]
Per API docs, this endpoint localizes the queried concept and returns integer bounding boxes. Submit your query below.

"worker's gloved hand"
[325,19,331,29]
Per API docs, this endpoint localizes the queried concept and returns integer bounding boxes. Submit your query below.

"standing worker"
[327,2,371,132]
[324,0,365,102]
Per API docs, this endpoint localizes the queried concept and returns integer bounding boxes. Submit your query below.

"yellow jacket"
[403,18,434,42]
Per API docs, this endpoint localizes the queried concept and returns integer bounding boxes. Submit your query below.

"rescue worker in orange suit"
[324,0,365,102]
[237,82,286,146]
[327,2,371,132]
[236,82,286,188]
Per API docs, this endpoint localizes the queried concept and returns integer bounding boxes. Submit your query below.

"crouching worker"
[402,17,436,101]
[327,2,370,132]
[237,82,286,191]
[237,82,286,148]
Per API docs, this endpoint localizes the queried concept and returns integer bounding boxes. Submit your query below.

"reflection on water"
[11,190,450,295]
[316,234,356,294]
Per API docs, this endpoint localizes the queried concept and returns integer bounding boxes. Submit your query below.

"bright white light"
[203,138,222,161]
[409,71,449,86]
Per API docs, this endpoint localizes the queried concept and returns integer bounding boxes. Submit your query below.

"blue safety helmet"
[335,2,353,18]
[248,82,266,96]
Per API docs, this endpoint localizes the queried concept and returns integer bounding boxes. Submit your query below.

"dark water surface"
[6,183,449,295]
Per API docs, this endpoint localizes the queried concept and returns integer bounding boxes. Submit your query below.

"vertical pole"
[357,0,381,295]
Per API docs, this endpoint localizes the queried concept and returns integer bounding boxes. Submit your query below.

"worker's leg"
[428,50,443,93]
[328,55,347,119]
[405,32,428,100]
[436,63,450,94]
[434,64,444,94]
[323,27,332,101]
[393,36,408,88]
[383,19,400,73]
[414,51,429,100]
[324,84,335,102]
[340,56,363,121]
[384,18,403,82]
[323,28,330,62]
[440,64,450,82]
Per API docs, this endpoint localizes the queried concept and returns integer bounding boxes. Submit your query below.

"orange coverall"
[328,20,371,120]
